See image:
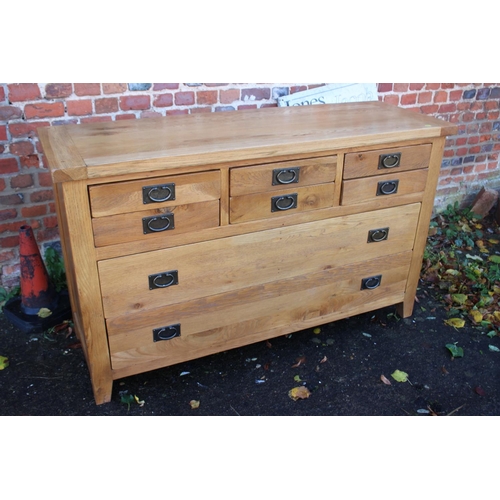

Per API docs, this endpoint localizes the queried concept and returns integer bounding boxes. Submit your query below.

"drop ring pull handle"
[275,169,298,184]
[379,153,401,169]
[143,183,176,204]
[377,180,399,196]
[361,275,382,290]
[142,213,175,234]
[271,193,298,212]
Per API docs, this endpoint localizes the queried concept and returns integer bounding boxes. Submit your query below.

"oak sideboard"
[38,101,457,404]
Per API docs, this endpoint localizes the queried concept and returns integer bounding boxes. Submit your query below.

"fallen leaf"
[189,400,200,409]
[313,327,321,334]
[446,343,464,358]
[37,308,52,318]
[488,345,500,352]
[293,375,302,382]
[488,255,500,264]
[469,310,483,323]
[391,370,408,383]
[291,356,306,368]
[475,387,486,396]
[452,293,468,305]
[380,374,392,385]
[441,366,449,375]
[134,395,145,407]
[444,318,465,328]
[0,355,9,370]
[288,386,311,401]
[319,355,327,364]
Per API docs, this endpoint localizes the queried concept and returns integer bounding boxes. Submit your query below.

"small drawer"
[230,183,335,224]
[92,199,220,247]
[343,144,431,180]
[89,170,220,217]
[341,169,428,206]
[230,156,336,196]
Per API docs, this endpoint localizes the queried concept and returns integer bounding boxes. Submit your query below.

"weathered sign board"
[277,83,378,107]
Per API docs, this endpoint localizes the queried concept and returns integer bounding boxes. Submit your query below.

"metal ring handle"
[381,154,400,168]
[147,216,172,232]
[276,169,298,184]
[147,185,173,203]
[370,229,388,242]
[379,181,398,195]
[156,327,178,340]
[364,277,380,289]
[153,273,175,288]
[274,196,296,211]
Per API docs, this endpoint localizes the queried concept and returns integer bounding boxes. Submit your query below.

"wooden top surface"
[38,101,458,182]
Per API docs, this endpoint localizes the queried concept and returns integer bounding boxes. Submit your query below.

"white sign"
[278,83,378,107]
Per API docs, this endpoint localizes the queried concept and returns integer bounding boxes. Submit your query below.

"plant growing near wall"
[44,247,67,293]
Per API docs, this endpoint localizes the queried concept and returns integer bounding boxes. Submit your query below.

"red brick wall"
[1,83,499,289]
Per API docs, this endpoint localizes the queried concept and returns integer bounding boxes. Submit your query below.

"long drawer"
[107,250,413,376]
[98,203,421,319]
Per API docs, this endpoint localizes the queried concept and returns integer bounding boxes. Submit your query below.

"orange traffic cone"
[19,225,55,315]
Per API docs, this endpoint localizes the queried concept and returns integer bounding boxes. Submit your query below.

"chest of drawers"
[38,101,457,405]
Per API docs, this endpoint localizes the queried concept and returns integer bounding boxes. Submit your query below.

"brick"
[220,89,240,104]
[67,99,92,116]
[0,208,16,221]
[0,157,19,174]
[425,83,440,90]
[417,92,432,104]
[0,86,4,102]
[25,102,64,119]
[196,90,217,105]
[409,83,425,91]
[0,105,22,121]
[401,93,417,105]
[190,107,211,114]
[115,114,136,120]
[43,215,58,228]
[30,189,54,203]
[471,186,498,217]
[95,97,118,114]
[103,83,127,94]
[166,109,189,116]
[0,249,16,263]
[153,94,173,107]
[140,111,161,118]
[242,88,270,101]
[434,90,448,103]
[10,174,34,189]
[45,83,72,99]
[74,83,101,96]
[476,88,491,100]
[0,125,7,141]
[20,155,40,168]
[205,83,228,87]
[81,116,112,123]
[0,235,20,248]
[420,104,439,114]
[7,83,41,102]
[128,83,152,91]
[383,94,399,106]
[119,95,151,110]
[491,87,500,99]
[377,83,393,92]
[174,92,195,106]
[21,205,47,217]
[0,193,23,205]
[0,220,27,234]
[438,103,457,113]
[38,172,53,187]
[10,140,34,155]
[8,121,49,138]
[153,83,179,91]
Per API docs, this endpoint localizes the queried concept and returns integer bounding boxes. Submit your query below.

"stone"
[470,186,498,218]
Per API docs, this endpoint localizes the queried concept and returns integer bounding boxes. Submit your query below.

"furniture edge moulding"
[37,127,90,182]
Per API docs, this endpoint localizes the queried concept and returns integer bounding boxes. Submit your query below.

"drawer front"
[92,199,220,247]
[344,144,431,179]
[89,170,220,217]
[341,169,428,206]
[230,156,337,196]
[230,183,335,224]
[98,203,421,318]
[107,250,413,375]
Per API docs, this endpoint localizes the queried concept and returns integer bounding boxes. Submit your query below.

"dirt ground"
[3,207,500,416]
[1,275,499,416]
